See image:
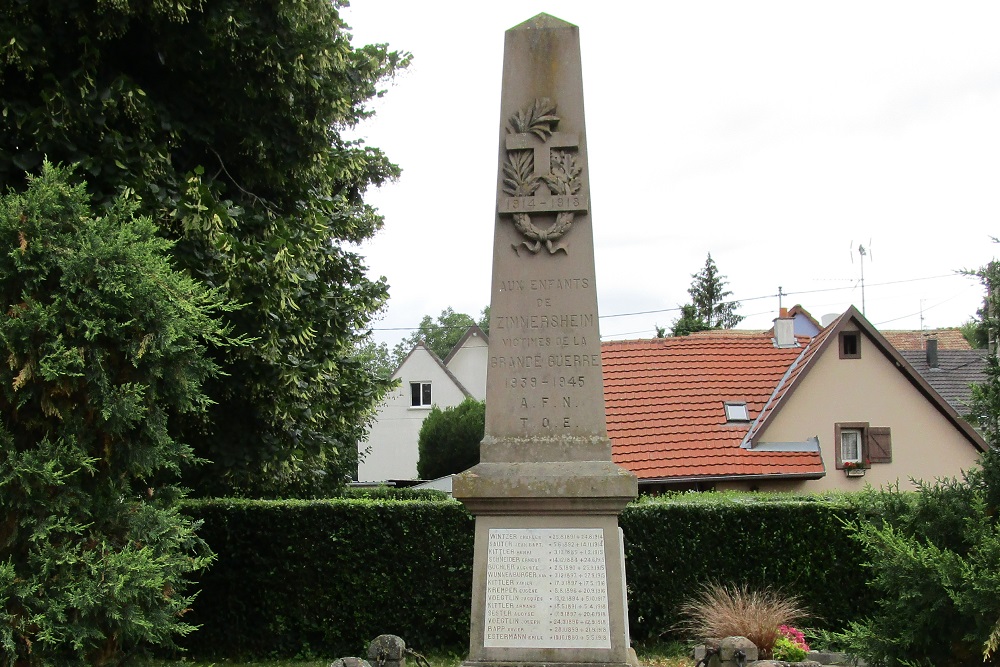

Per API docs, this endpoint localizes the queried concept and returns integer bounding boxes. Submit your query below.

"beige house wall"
[748,323,982,492]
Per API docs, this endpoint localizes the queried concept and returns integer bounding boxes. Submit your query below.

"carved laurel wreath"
[502,98,582,255]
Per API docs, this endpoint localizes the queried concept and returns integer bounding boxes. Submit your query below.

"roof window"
[724,402,750,422]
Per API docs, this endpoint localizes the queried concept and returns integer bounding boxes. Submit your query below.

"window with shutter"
[835,422,893,469]
[835,422,868,469]
[868,426,892,463]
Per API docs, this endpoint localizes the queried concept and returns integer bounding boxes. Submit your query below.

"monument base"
[460,513,632,667]
[455,445,638,667]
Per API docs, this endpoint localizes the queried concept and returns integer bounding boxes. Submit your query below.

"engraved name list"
[484,528,610,649]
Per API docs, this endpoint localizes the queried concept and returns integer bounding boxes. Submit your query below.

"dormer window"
[724,402,750,422]
[839,331,861,359]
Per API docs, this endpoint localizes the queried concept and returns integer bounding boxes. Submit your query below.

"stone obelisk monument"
[453,14,638,667]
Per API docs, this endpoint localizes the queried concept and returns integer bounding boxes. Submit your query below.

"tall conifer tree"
[0,164,241,664]
[671,253,743,336]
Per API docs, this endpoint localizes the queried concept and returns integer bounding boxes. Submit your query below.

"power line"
[872,294,964,326]
[369,271,970,333]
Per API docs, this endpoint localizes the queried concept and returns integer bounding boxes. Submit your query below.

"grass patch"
[634,639,695,667]
[145,644,694,667]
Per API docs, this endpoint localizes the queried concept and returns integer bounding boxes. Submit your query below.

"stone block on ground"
[330,658,371,667]
[719,636,758,663]
[368,634,406,667]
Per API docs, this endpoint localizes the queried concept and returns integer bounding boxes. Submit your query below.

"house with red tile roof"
[603,306,987,492]
[881,327,972,351]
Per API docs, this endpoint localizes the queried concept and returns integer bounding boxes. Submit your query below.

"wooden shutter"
[868,426,892,463]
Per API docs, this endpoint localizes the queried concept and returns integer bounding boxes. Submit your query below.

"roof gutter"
[636,471,827,485]
[740,341,815,449]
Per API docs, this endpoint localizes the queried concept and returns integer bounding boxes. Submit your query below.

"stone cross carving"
[498,99,588,255]
[505,130,579,181]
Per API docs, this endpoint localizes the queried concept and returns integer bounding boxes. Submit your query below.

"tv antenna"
[849,240,874,315]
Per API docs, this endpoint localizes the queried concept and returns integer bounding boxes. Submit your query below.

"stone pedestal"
[454,14,637,667]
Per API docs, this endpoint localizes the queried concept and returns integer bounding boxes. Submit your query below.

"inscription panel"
[488,273,602,435]
[498,194,588,214]
[484,528,610,649]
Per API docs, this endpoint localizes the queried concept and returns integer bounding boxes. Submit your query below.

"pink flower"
[778,625,810,652]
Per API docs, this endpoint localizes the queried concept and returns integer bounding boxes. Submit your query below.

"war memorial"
[453,14,639,667]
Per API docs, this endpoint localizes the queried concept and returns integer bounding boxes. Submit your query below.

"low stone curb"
[693,643,865,667]
[806,651,865,666]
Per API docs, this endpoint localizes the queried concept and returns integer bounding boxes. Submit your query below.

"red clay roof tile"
[881,328,971,350]
[601,333,825,482]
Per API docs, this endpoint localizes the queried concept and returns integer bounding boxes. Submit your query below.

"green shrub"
[0,164,240,665]
[417,398,484,479]
[837,451,1000,666]
[340,486,451,501]
[772,635,808,662]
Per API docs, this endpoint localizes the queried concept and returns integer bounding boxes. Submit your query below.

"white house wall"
[446,333,489,400]
[358,347,471,482]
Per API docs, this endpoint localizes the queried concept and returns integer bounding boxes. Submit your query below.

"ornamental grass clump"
[676,582,809,658]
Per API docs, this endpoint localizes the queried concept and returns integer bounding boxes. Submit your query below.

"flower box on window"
[843,460,867,477]
[842,460,868,477]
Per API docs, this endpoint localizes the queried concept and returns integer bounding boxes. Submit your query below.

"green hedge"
[179,498,475,659]
[177,493,874,659]
[620,494,873,640]
[339,486,452,501]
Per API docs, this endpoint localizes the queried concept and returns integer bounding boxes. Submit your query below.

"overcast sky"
[343,1,1000,347]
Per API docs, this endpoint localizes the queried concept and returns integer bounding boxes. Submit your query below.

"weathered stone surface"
[368,634,406,667]
[454,12,636,667]
[329,658,371,667]
[719,636,758,663]
[807,652,862,666]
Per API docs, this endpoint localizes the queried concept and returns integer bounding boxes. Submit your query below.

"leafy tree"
[961,263,997,350]
[669,304,711,337]
[355,338,398,383]
[417,398,485,480]
[0,164,241,665]
[672,253,743,336]
[392,306,490,365]
[961,317,988,349]
[1,1,409,495]
[836,259,1000,666]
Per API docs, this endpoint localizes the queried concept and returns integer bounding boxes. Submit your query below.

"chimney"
[926,338,939,369]
[773,311,797,348]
